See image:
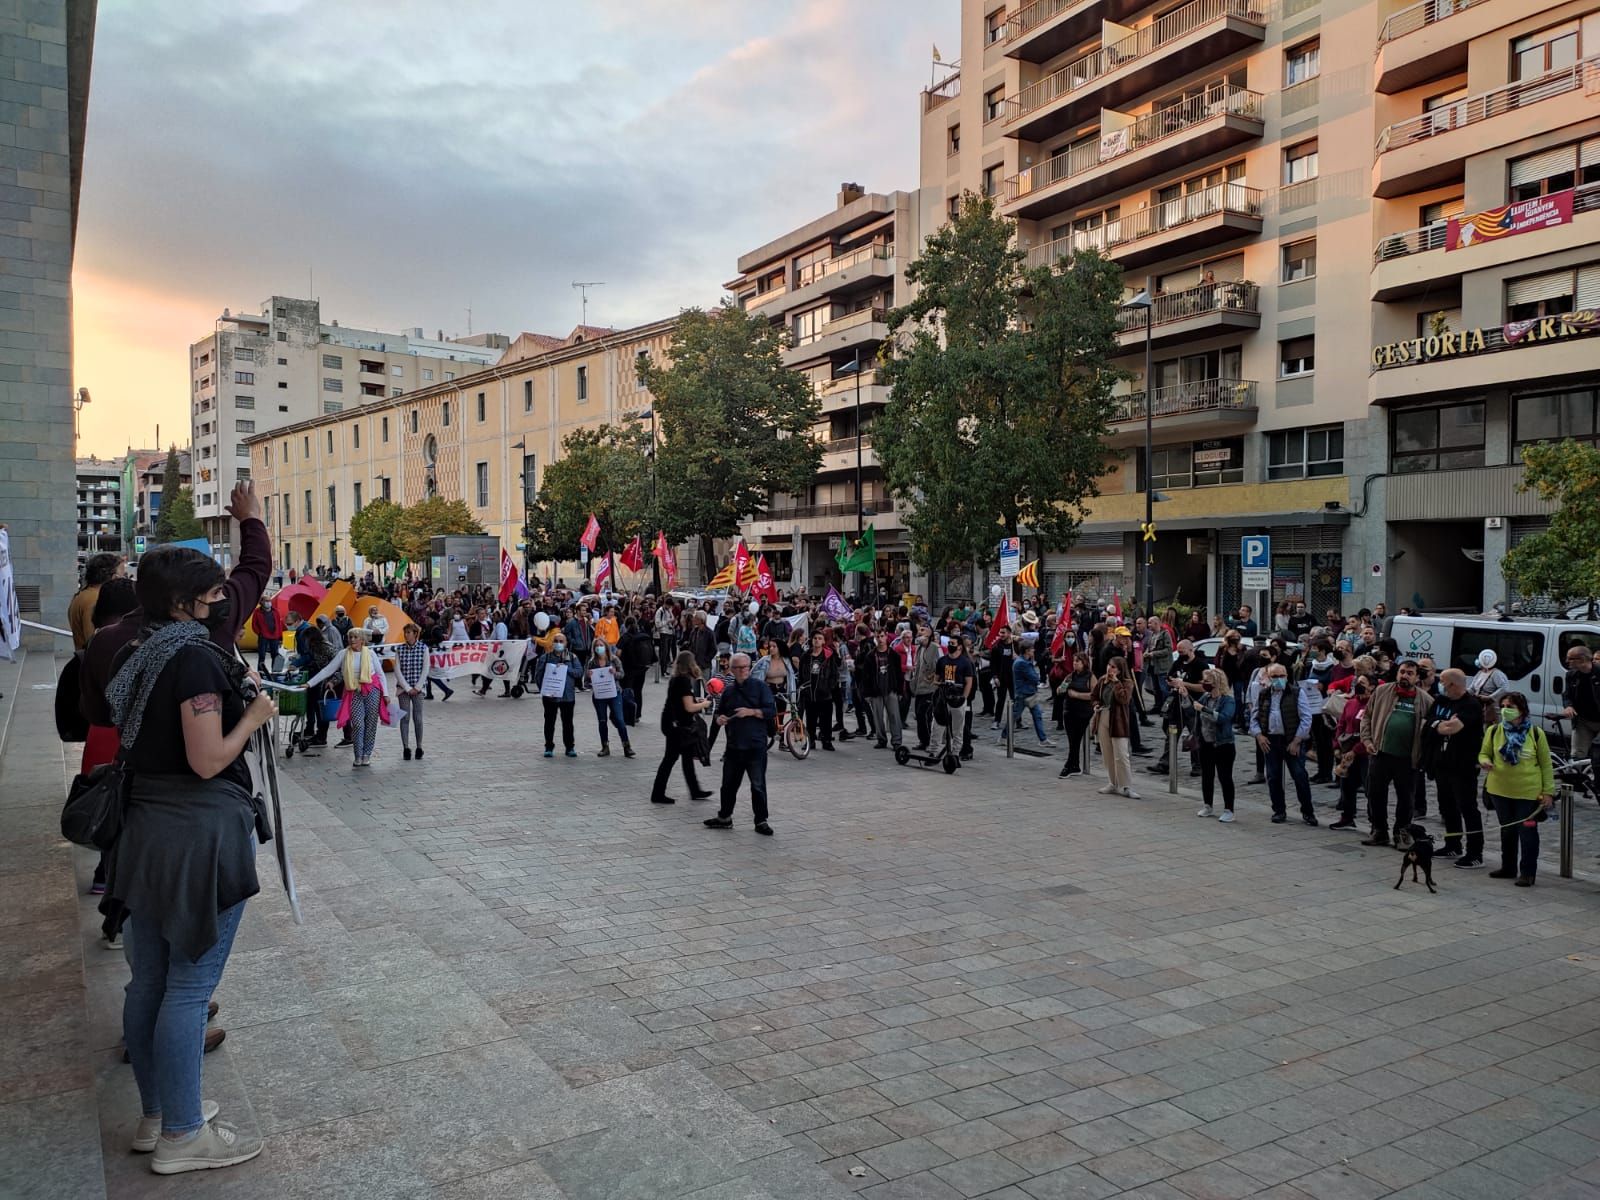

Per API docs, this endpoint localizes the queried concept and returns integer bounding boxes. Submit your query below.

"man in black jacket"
[1427,668,1487,867]
[799,632,839,751]
[1562,644,1600,765]
[859,631,905,750]
[618,618,655,725]
[705,654,776,835]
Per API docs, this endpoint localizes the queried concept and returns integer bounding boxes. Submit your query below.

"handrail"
[1115,281,1260,331]
[823,307,887,334]
[796,243,893,289]
[1112,377,1257,422]
[1007,0,1263,123]
[1376,57,1600,153]
[1024,181,1263,269]
[1372,182,1600,264]
[1377,0,1487,45]
[820,435,873,454]
[1008,0,1081,40]
[923,70,962,112]
[1008,81,1261,201]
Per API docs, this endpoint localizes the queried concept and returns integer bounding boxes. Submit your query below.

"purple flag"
[821,585,852,621]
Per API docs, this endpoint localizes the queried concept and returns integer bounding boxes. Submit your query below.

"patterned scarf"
[1498,715,1530,765]
[106,619,211,750]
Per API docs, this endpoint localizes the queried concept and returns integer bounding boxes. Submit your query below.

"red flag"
[594,552,613,590]
[754,554,778,604]
[653,531,678,587]
[620,534,645,572]
[984,593,1010,651]
[1050,595,1070,658]
[579,513,601,552]
[497,548,520,604]
[732,539,751,594]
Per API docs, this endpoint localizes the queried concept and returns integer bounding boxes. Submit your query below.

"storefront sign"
[1193,439,1242,468]
[1370,309,1600,369]
[1446,189,1574,252]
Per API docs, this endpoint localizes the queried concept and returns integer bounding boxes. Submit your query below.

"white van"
[1387,615,1600,723]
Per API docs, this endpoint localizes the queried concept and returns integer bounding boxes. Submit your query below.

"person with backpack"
[1479,690,1555,886]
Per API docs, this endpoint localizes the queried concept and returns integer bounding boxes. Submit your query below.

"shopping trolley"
[263,670,313,758]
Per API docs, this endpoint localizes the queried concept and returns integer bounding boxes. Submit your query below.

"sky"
[71,0,959,459]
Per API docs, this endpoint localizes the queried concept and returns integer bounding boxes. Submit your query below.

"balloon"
[990,584,1003,598]
[748,601,759,615]
[707,677,725,695]
[534,612,551,632]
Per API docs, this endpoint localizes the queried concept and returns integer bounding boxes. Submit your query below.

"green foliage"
[1503,439,1600,607]
[156,485,202,541]
[645,303,822,569]
[153,446,192,541]
[524,424,654,562]
[347,498,403,567]
[875,192,1124,572]
[394,497,485,564]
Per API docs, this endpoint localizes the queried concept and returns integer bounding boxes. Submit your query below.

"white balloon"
[748,601,759,615]
[534,612,551,632]
[990,584,1003,598]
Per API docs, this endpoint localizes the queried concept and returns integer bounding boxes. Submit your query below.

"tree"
[645,302,822,573]
[1502,439,1600,610]
[156,485,203,542]
[394,497,485,564]
[152,446,189,540]
[524,424,654,563]
[348,497,403,569]
[875,192,1124,571]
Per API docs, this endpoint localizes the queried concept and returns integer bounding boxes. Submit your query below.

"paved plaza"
[8,648,1600,1198]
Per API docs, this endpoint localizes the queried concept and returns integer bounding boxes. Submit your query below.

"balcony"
[1373,57,1600,198]
[755,245,895,319]
[743,499,905,539]
[1025,181,1264,271]
[1105,377,1258,447]
[1116,280,1261,349]
[818,372,890,413]
[782,307,889,367]
[818,436,878,473]
[1003,0,1266,142]
[923,70,961,113]
[1005,0,1146,63]
[1375,0,1571,93]
[1003,81,1263,221]
[1371,183,1600,300]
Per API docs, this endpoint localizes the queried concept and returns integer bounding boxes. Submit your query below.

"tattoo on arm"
[188,692,222,716]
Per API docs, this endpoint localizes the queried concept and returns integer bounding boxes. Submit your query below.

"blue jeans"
[1263,733,1314,819]
[593,693,630,747]
[1019,693,1048,742]
[123,899,246,1135]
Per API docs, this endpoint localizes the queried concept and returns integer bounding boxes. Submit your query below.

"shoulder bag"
[62,751,130,850]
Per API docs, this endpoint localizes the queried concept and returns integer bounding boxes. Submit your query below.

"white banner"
[375,639,531,683]
[0,527,17,660]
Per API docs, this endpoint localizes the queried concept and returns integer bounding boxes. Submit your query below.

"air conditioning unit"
[1485,516,1504,529]
[1185,537,1209,555]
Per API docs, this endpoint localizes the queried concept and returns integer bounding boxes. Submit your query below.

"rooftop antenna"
[572,281,605,329]
[466,301,472,336]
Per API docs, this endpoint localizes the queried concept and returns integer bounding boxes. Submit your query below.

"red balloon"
[707,677,725,695]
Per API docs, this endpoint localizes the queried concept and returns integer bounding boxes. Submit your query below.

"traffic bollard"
[1168,727,1179,795]
[1560,784,1574,880]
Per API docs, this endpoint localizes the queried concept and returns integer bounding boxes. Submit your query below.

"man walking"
[1011,639,1056,750]
[1359,658,1433,847]
[1427,668,1485,867]
[705,653,776,835]
[1250,661,1319,825]
[250,595,282,674]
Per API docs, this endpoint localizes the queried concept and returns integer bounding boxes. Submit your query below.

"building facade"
[74,455,120,566]
[246,321,677,584]
[189,296,507,555]
[120,447,190,547]
[729,185,924,595]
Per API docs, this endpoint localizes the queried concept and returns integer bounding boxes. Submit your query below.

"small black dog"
[1395,824,1436,893]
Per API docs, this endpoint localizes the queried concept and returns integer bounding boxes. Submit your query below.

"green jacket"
[1478,723,1555,801]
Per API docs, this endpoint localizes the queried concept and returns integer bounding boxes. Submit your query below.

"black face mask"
[196,595,231,634]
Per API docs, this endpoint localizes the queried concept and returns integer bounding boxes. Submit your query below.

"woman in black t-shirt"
[650,651,712,805]
[103,547,276,1174]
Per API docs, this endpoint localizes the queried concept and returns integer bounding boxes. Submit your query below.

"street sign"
[1241,534,1271,591]
[133,535,146,556]
[1341,575,1354,594]
[999,537,1021,578]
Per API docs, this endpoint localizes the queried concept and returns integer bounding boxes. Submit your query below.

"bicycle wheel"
[787,720,811,760]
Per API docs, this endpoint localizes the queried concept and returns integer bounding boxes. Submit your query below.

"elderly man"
[1562,644,1600,764]
[362,603,389,643]
[1359,658,1433,847]
[1251,660,1319,825]
[1426,668,1486,867]
[705,653,777,836]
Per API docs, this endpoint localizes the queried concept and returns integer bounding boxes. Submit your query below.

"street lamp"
[511,438,533,581]
[73,386,91,444]
[838,354,866,590]
[640,409,661,595]
[1121,290,1155,618]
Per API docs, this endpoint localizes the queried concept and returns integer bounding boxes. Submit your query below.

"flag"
[733,539,751,593]
[497,547,521,604]
[932,43,942,61]
[1017,559,1040,590]
[984,593,1010,651]
[835,523,876,574]
[754,554,778,604]
[579,513,601,552]
[620,534,645,573]
[653,531,678,587]
[394,557,409,579]
[821,585,852,621]
[594,552,613,590]
[1050,596,1070,658]
[708,558,758,591]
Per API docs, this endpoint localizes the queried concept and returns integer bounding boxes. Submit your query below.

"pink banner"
[1446,189,1574,251]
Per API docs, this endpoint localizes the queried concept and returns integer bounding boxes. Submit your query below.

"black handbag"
[61,752,130,850]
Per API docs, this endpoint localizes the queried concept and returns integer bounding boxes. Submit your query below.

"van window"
[1451,625,1543,681]
[1558,630,1600,661]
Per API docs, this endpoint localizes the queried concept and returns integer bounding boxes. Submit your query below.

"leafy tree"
[156,485,203,541]
[875,192,1124,571]
[1502,439,1600,610]
[348,497,403,569]
[524,424,654,563]
[644,302,822,573]
[394,497,485,564]
[152,446,189,541]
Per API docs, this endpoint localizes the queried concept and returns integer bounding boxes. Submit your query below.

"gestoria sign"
[1445,189,1574,252]
[1371,309,1600,369]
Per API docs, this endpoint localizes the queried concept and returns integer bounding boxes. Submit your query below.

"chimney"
[437,329,444,341]
[837,182,865,208]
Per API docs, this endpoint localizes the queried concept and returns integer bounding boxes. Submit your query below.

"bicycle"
[1544,715,1598,806]
[768,694,811,760]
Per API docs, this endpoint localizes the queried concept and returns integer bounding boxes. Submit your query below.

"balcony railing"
[1008,0,1080,41]
[1007,0,1263,124]
[1112,377,1257,422]
[796,243,893,289]
[824,307,887,335]
[759,501,893,521]
[1376,57,1600,153]
[1007,81,1261,202]
[748,282,787,308]
[923,70,961,112]
[1116,280,1260,332]
[820,435,873,454]
[820,369,881,397]
[1025,181,1263,268]
[1372,182,1600,264]
[1377,0,1487,44]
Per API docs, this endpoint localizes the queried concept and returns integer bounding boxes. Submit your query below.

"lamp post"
[511,438,533,581]
[1121,291,1155,618]
[840,354,866,593]
[644,409,661,594]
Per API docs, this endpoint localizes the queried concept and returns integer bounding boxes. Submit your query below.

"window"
[1509,138,1600,202]
[1281,239,1316,283]
[947,195,961,221]
[353,481,362,513]
[264,496,272,527]
[411,410,419,434]
[281,493,291,526]
[576,365,589,401]
[634,352,649,391]
[792,307,829,345]
[391,364,403,377]
[1191,437,1245,486]
[379,476,392,502]
[521,453,537,503]
[1452,625,1545,679]
[200,422,212,435]
[382,416,390,443]
[444,371,455,381]
[1513,21,1579,81]
[303,490,313,523]
[1279,336,1315,378]
[984,86,1006,122]
[234,444,249,458]
[476,461,489,507]
[235,419,255,433]
[391,387,402,397]
[981,165,1000,197]
[236,395,255,409]
[327,486,336,523]
[1148,445,1192,490]
[986,7,1006,43]
[330,540,338,567]
[326,430,334,453]
[276,356,287,365]
[303,435,310,458]
[280,404,288,412]
[325,377,346,394]
[1267,424,1344,480]
[524,379,536,411]
[280,441,287,464]
[352,423,360,449]
[947,124,961,155]
[1285,37,1320,86]
[1420,197,1464,227]
[277,331,287,342]
[1283,139,1318,185]
[234,349,253,365]
[1390,401,1486,473]
[323,401,343,414]
[442,400,451,426]
[1505,264,1600,321]
[422,369,434,382]
[234,371,254,385]
[477,391,486,422]
[277,381,288,389]
[1514,387,1600,448]
[237,467,250,480]
[322,354,343,369]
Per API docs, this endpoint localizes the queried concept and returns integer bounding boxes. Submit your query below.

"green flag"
[837,523,876,574]
[394,558,409,579]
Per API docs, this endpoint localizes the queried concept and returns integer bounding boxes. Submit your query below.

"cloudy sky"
[72,0,958,458]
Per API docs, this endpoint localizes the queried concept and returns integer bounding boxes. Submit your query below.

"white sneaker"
[1196,806,1213,818]
[1121,787,1141,799]
[132,1101,220,1153]
[149,1118,262,1174]
[1097,784,1118,795]
[1218,811,1236,823]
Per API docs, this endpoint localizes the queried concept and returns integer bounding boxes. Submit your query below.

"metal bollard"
[1004,695,1015,760]
[1168,726,1180,795]
[1560,783,1574,879]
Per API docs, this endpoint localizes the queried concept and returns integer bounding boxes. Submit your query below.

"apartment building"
[1367,3,1600,611]
[120,448,191,546]
[922,0,1376,615]
[75,457,122,567]
[729,185,924,594]
[246,321,677,583]
[189,296,508,554]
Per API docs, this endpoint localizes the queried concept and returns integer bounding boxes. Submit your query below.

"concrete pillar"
[1481,517,1510,613]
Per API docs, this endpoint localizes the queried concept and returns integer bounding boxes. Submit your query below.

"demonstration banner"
[375,639,530,682]
[1447,189,1573,251]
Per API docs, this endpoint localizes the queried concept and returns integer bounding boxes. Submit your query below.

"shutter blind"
[1577,265,1600,310]
[1582,136,1600,169]
[1506,269,1574,306]
[1509,144,1577,185]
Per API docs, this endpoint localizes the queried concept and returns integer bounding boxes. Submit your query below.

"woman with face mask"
[1092,655,1138,799]
[1479,691,1555,886]
[1195,667,1237,821]
[587,641,634,758]
[304,626,388,767]
[1331,675,1372,831]
[534,632,584,758]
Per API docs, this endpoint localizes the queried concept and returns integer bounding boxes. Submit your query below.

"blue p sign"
[1242,536,1270,568]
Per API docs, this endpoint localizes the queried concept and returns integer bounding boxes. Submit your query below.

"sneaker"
[133,1102,220,1153]
[1218,811,1235,823]
[1360,834,1390,847]
[691,791,714,801]
[1329,819,1358,831]
[543,749,554,759]
[149,1120,263,1175]
[1131,746,1152,756]
[89,880,106,896]
[1197,806,1213,818]
[564,748,578,758]
[875,740,888,750]
[1059,766,1079,779]
[103,932,123,950]
[703,816,733,829]
[1303,815,1319,827]
[1039,739,1057,750]
[1454,856,1485,869]
[597,745,611,758]
[1271,814,1288,824]
[1488,868,1517,879]
[403,747,413,761]
[1515,876,1535,887]
[1121,787,1140,799]
[1434,844,1459,859]
[1097,784,1118,795]
[754,822,773,836]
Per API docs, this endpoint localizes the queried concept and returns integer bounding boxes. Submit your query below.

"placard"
[539,661,569,699]
[589,664,618,700]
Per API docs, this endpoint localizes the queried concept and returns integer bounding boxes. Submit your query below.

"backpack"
[55,652,89,742]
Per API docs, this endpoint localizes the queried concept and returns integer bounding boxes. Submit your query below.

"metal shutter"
[1506,268,1574,306]
[1509,144,1577,185]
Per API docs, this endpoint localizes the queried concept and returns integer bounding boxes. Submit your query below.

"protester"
[1011,639,1055,750]
[1250,660,1318,826]
[1056,650,1095,779]
[587,640,634,758]
[249,597,282,673]
[1427,668,1485,867]
[799,631,839,752]
[860,630,905,750]
[1093,656,1137,798]
[651,651,712,804]
[1480,690,1554,886]
[304,626,387,768]
[704,652,776,834]
[394,622,428,761]
[69,550,124,649]
[1359,659,1432,847]
[1195,666,1237,821]
[534,632,583,757]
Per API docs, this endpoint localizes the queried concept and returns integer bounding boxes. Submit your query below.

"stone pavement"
[9,660,1600,1199]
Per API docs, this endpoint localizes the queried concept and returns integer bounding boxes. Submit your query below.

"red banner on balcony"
[1446,189,1573,251]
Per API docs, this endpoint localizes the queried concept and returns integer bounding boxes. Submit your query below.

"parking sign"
[1241,535,1271,591]
[999,537,1021,578]
[133,535,147,556]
